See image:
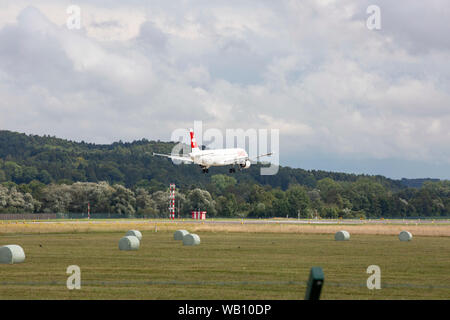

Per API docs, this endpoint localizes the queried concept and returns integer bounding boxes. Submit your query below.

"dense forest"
[0,130,449,218]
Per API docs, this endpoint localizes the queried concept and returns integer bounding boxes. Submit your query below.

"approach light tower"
[169,184,176,220]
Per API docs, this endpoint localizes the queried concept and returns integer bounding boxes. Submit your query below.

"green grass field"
[1,230,449,300]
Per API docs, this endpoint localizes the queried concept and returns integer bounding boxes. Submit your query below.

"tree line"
[1,175,449,218]
[0,130,448,218]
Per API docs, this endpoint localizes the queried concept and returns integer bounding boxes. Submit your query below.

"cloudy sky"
[0,0,449,179]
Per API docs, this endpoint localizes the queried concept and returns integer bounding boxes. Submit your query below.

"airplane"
[153,129,273,173]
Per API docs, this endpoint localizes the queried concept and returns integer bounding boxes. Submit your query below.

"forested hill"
[1,130,449,218]
[400,178,441,189]
[0,130,409,191]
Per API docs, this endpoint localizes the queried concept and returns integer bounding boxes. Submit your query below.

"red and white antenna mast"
[169,184,176,220]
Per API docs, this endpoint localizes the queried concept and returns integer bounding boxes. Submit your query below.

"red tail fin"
[189,129,199,151]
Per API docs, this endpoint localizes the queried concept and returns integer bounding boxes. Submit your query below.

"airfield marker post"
[305,267,324,300]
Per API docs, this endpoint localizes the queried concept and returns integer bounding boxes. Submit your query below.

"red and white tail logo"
[189,129,199,152]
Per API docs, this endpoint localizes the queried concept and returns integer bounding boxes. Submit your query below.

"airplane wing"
[228,152,274,165]
[152,152,194,163]
[249,152,274,162]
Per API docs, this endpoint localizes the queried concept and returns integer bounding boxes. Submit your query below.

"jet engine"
[240,160,251,169]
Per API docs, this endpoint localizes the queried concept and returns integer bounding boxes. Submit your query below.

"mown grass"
[1,220,450,236]
[1,230,449,300]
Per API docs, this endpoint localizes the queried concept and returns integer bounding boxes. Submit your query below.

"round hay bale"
[399,231,413,241]
[0,245,26,264]
[182,233,200,246]
[125,230,142,241]
[119,236,140,251]
[335,230,350,241]
[174,230,189,240]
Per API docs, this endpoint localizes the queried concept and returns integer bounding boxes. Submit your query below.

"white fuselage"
[189,148,248,168]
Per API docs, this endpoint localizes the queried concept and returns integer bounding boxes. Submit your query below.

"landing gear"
[202,167,209,174]
[229,168,236,173]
